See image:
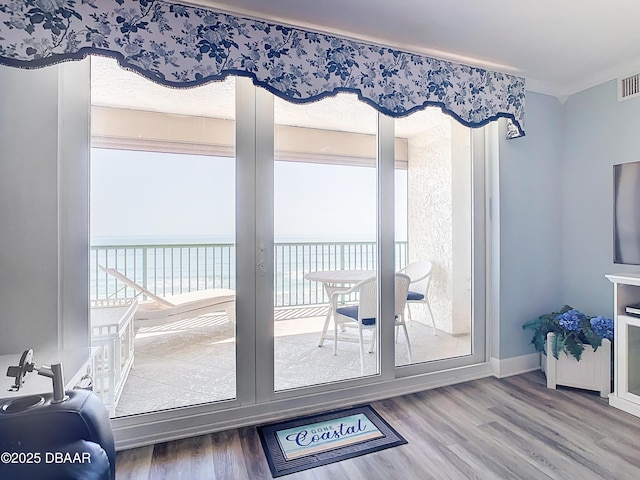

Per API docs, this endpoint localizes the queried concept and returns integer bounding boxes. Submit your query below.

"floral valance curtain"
[0,0,525,137]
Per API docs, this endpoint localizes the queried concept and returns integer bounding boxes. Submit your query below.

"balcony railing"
[91,241,407,308]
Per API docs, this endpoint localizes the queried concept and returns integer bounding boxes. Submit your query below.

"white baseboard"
[491,353,541,378]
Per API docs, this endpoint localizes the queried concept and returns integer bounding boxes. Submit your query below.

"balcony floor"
[113,305,471,417]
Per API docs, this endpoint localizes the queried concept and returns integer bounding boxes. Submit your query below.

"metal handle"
[49,363,68,403]
[34,363,69,403]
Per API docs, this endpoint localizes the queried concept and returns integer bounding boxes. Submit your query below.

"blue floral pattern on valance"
[0,0,525,136]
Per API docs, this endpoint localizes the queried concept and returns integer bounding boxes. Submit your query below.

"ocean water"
[90,238,407,307]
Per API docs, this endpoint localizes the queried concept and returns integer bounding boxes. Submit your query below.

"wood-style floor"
[116,371,640,479]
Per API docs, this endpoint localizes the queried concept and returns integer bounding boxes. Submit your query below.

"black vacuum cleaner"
[0,349,115,480]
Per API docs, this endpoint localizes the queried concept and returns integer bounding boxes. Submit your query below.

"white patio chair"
[98,266,235,328]
[331,273,412,374]
[399,260,437,335]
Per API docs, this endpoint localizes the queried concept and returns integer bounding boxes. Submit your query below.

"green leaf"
[523,311,566,355]
[564,335,585,361]
[551,333,566,360]
[531,331,547,354]
[522,317,543,331]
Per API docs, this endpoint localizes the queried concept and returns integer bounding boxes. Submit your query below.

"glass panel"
[273,93,379,390]
[628,324,640,396]
[394,110,473,366]
[89,56,236,416]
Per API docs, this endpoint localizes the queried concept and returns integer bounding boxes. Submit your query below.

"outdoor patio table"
[304,270,376,347]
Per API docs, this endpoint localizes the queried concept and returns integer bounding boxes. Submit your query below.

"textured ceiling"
[91,56,449,137]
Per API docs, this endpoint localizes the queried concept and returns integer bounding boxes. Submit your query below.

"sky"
[90,148,407,244]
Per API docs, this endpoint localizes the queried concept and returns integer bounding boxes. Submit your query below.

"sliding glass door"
[272,93,380,390]
[255,88,487,396]
[89,65,486,424]
[90,57,237,416]
[393,111,473,368]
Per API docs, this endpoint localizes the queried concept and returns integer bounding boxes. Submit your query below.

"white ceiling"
[186,0,640,98]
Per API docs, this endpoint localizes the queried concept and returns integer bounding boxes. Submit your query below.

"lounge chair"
[98,266,235,328]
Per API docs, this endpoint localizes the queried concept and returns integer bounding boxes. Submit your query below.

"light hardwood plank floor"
[116,371,640,479]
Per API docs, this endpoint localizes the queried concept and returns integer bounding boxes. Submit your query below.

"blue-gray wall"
[498,92,564,359]
[499,82,640,360]
[562,81,640,317]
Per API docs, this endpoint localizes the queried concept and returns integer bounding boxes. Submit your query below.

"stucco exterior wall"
[406,119,471,334]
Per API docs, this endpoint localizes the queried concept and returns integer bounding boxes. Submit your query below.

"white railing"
[90,241,407,307]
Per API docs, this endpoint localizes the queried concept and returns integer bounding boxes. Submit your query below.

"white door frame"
[110,82,490,448]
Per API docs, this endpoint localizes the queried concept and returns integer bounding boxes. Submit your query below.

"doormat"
[257,404,407,477]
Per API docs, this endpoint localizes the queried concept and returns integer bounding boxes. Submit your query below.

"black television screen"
[614,161,640,264]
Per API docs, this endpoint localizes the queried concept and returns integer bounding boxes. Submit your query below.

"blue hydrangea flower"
[590,316,614,340]
[557,309,585,331]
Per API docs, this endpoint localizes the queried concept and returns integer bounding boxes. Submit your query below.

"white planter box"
[543,333,611,398]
